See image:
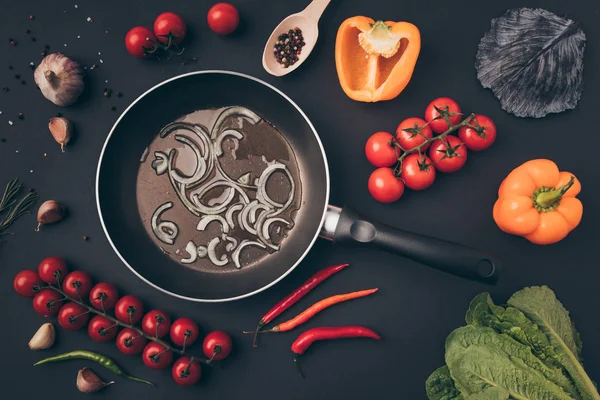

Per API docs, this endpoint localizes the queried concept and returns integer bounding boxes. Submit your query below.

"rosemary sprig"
[0,179,38,235]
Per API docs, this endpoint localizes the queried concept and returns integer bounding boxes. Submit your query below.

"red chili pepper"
[250,263,349,347]
[245,288,378,335]
[291,326,381,378]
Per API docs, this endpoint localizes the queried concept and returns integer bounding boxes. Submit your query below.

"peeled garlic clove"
[48,117,73,152]
[29,323,55,350]
[34,53,84,107]
[77,368,114,393]
[36,200,65,231]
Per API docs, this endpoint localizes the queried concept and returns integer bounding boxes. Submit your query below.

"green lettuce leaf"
[426,366,464,400]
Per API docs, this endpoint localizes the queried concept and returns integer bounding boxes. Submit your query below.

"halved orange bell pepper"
[493,159,583,245]
[335,17,420,102]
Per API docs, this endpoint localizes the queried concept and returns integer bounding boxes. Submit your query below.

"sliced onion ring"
[197,215,230,233]
[226,203,244,229]
[233,240,267,269]
[262,217,291,241]
[225,236,238,252]
[210,106,261,140]
[151,202,178,245]
[214,129,243,157]
[207,237,228,267]
[181,241,198,264]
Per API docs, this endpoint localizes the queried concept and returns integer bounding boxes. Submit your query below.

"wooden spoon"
[262,0,331,77]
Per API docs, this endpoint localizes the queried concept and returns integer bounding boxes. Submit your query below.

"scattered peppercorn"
[31,37,36,42]
[29,15,35,20]
[110,105,116,111]
[8,65,13,70]
[41,51,46,57]
[273,27,305,68]
[116,92,123,98]
[83,236,89,241]
[2,87,9,92]
[0,138,6,143]
[103,88,112,97]
[21,80,26,85]
[9,39,17,46]
[25,29,31,34]
[14,74,20,79]
[55,112,62,117]
[18,112,24,120]
[44,44,49,49]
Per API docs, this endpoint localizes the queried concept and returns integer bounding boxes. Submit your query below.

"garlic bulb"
[76,368,114,393]
[29,323,55,350]
[34,53,84,107]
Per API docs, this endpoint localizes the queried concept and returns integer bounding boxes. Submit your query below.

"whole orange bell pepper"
[493,159,582,245]
[335,17,420,102]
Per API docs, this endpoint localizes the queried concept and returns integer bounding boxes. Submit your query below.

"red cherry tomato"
[153,12,186,44]
[396,118,433,151]
[400,154,436,190]
[142,342,173,369]
[89,282,118,311]
[207,3,240,35]
[170,318,199,347]
[38,256,68,284]
[114,295,144,324]
[365,132,399,167]
[424,98,462,134]
[33,288,64,317]
[14,270,44,297]
[458,114,497,151]
[125,26,157,58]
[202,330,232,361]
[428,135,468,173]
[142,310,171,338]
[172,356,202,386]
[88,315,119,342]
[57,302,89,330]
[368,168,405,203]
[62,271,92,299]
[116,328,147,356]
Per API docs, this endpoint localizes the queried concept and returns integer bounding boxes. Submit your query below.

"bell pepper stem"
[535,176,575,208]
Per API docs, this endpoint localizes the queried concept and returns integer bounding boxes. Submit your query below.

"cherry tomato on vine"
[143,342,173,369]
[116,328,147,356]
[365,132,399,167]
[125,26,157,58]
[57,302,89,330]
[33,288,64,317]
[170,318,199,347]
[396,117,433,151]
[153,12,187,44]
[207,3,240,35]
[62,271,92,299]
[115,295,144,324]
[38,256,68,284]
[458,114,497,151]
[202,330,232,361]
[142,309,171,338]
[89,282,118,311]
[368,168,405,203]
[400,154,436,190]
[428,136,467,173]
[14,270,44,297]
[424,98,462,134]
[172,356,202,386]
[88,315,119,342]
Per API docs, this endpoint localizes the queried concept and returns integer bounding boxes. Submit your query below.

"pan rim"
[95,70,330,303]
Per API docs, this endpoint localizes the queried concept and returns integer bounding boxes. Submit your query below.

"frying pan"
[96,71,500,302]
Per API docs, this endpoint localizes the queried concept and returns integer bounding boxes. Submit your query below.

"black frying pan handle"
[332,207,500,284]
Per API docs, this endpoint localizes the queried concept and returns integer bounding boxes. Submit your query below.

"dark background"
[0,0,598,398]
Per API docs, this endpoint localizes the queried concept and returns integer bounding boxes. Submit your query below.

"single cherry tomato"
[153,12,186,44]
[142,309,171,338]
[396,118,433,151]
[458,114,497,151]
[400,153,436,190]
[142,342,173,369]
[125,26,157,58]
[38,256,68,284]
[428,135,468,173]
[202,330,232,361]
[207,3,240,35]
[116,328,147,356]
[33,288,64,317]
[365,132,399,167]
[172,356,202,386]
[57,302,89,330]
[424,98,462,134]
[88,315,119,342]
[170,318,199,347]
[114,295,144,324]
[14,270,44,297]
[89,282,119,311]
[62,271,92,299]
[368,168,405,203]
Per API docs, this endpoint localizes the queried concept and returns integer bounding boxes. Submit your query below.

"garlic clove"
[76,368,114,393]
[48,117,73,152]
[36,200,65,231]
[34,53,84,107]
[29,323,56,350]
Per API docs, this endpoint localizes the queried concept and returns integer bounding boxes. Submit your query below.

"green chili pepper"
[34,350,154,387]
